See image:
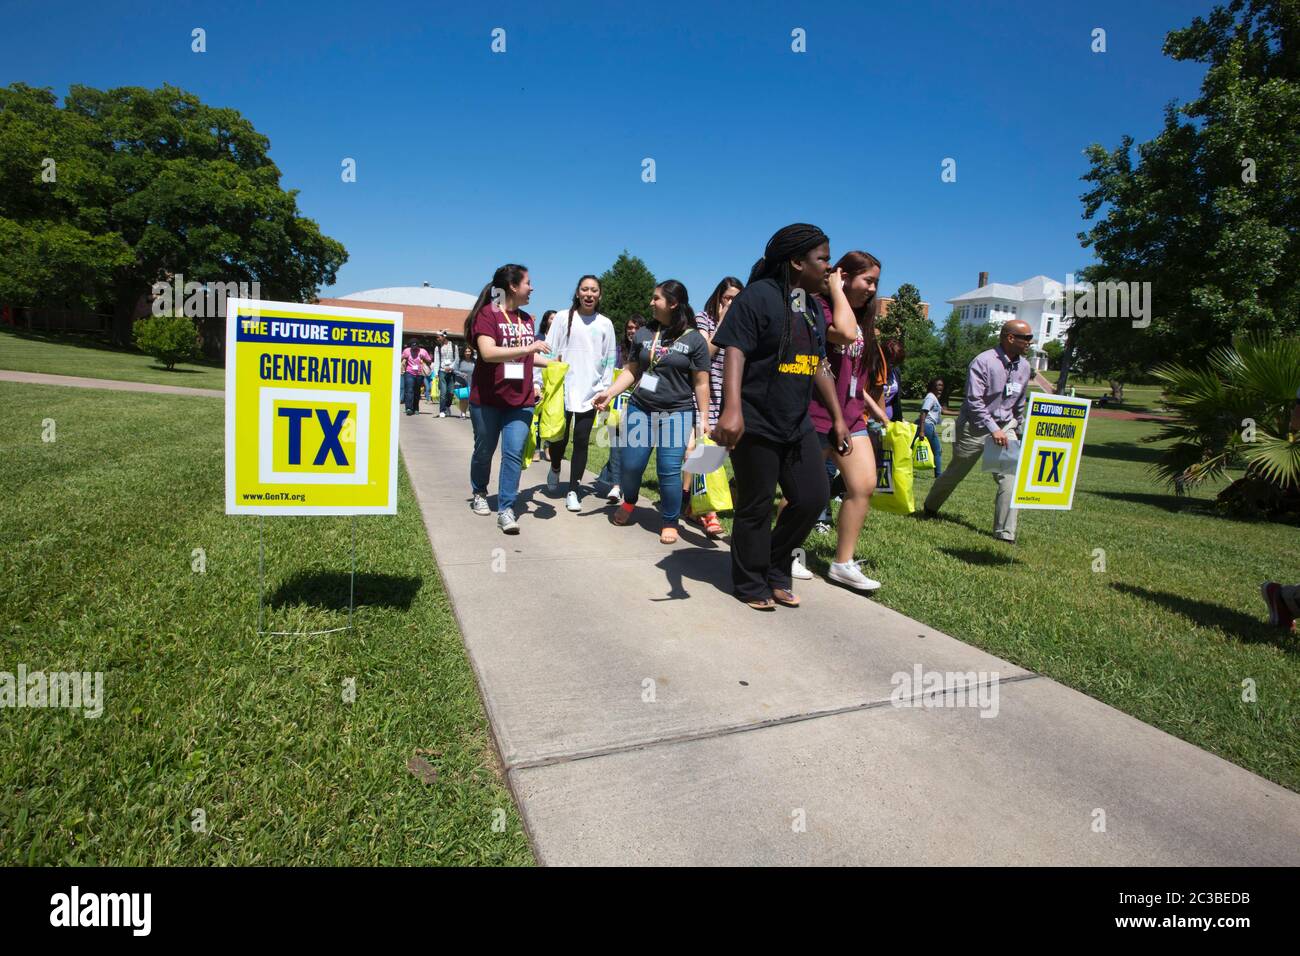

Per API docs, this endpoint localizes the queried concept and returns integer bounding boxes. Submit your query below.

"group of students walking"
[455,223,975,610]
[399,334,476,418]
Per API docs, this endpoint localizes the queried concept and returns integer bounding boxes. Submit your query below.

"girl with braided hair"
[711,224,857,610]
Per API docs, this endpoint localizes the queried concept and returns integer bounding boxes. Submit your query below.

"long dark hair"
[463,263,528,343]
[703,276,744,323]
[834,250,884,377]
[567,275,601,329]
[654,280,694,339]
[748,223,829,362]
[538,309,557,339]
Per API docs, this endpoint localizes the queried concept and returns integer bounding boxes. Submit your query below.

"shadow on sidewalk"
[652,548,734,602]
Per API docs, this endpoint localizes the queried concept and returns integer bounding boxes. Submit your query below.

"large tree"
[879,283,941,398]
[0,83,347,344]
[597,251,656,340]
[1071,0,1300,384]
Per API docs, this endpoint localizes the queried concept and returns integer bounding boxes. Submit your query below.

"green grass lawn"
[0,383,532,865]
[575,402,1300,791]
[0,328,226,389]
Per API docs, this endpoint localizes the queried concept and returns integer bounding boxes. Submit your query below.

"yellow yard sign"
[225,298,402,515]
[1011,393,1092,510]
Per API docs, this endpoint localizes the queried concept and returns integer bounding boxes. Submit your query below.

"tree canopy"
[0,83,347,342]
[597,251,656,339]
[1072,0,1300,379]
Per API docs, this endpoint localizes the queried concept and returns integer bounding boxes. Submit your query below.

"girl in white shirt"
[545,275,617,511]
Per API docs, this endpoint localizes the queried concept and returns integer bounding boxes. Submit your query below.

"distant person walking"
[431,332,458,418]
[400,339,431,416]
[922,319,1034,542]
[464,264,552,534]
[545,276,617,512]
[917,376,946,477]
[453,344,476,419]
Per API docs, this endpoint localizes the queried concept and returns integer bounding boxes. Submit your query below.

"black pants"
[549,407,597,494]
[729,428,830,600]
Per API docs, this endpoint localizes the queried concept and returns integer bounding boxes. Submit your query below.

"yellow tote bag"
[912,433,935,471]
[688,438,733,514]
[538,362,569,442]
[872,420,917,514]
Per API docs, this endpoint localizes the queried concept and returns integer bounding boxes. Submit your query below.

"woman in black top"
[594,281,711,544]
[712,223,854,610]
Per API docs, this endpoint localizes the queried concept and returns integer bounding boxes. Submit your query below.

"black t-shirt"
[628,324,710,414]
[711,277,827,442]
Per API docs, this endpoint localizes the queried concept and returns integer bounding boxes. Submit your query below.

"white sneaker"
[828,560,881,591]
[471,493,490,516]
[606,484,621,503]
[461,411,468,419]
[438,411,447,418]
[565,491,581,512]
[790,556,814,580]
[498,509,519,534]
[546,469,560,491]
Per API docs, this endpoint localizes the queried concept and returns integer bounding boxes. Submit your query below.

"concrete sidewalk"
[400,409,1300,866]
[0,369,223,398]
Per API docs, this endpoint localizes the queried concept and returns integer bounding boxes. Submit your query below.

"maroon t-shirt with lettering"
[809,297,870,433]
[469,305,536,408]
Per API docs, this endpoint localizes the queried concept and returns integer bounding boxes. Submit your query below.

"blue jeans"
[438,370,457,413]
[618,404,693,527]
[401,372,421,413]
[470,403,534,514]
[923,420,943,476]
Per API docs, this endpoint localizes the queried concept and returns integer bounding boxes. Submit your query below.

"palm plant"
[1149,335,1300,512]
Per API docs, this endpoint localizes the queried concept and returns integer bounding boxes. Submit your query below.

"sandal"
[699,512,723,536]
[745,597,777,612]
[660,526,679,544]
[772,588,801,608]
[611,503,633,526]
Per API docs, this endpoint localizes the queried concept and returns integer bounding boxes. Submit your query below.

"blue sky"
[3,0,1212,321]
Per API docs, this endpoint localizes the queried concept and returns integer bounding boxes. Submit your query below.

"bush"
[133,313,200,370]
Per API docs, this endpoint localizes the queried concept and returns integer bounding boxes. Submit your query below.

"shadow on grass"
[269,571,423,611]
[1083,443,1165,465]
[938,546,1021,567]
[1082,489,1207,514]
[145,365,208,375]
[1109,582,1297,653]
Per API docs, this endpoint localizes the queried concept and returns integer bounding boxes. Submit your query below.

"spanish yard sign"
[225,298,402,515]
[1011,393,1092,510]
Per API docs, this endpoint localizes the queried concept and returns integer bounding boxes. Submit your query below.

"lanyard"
[646,330,666,371]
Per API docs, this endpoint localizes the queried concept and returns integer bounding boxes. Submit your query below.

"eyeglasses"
[1008,333,1034,342]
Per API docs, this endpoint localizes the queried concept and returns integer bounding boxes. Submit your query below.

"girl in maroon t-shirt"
[462,264,552,534]
[802,250,891,592]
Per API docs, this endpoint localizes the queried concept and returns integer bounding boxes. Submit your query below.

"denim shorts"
[816,427,871,451]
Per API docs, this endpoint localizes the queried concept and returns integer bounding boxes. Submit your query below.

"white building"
[337,283,477,311]
[947,273,1072,370]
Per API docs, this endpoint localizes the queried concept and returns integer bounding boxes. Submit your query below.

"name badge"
[503,362,525,381]
[1005,381,1022,398]
[639,372,660,393]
